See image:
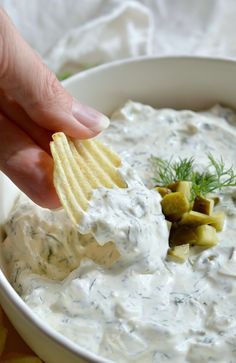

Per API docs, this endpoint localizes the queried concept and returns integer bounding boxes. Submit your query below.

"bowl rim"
[62,54,236,88]
[1,54,236,362]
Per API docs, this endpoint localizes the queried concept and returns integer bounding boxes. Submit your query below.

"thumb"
[0,8,109,138]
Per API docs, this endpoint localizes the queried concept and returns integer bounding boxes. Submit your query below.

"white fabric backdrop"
[1,0,236,75]
[0,0,236,356]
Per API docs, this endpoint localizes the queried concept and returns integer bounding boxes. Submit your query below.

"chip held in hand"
[50,132,127,224]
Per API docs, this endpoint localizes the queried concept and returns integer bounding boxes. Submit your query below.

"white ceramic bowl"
[1,56,236,363]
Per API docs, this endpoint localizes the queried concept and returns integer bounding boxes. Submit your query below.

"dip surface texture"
[2,101,236,363]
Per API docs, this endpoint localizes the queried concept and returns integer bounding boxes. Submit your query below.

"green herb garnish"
[151,156,194,186]
[57,72,74,81]
[57,63,100,81]
[151,154,236,199]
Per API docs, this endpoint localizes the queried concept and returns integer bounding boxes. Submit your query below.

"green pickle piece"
[155,186,172,197]
[210,212,225,232]
[176,181,192,201]
[194,225,218,247]
[193,196,214,215]
[168,244,190,263]
[179,210,225,231]
[169,225,197,246]
[161,192,190,221]
[180,211,211,226]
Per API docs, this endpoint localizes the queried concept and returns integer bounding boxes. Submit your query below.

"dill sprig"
[150,154,236,199]
[151,156,194,186]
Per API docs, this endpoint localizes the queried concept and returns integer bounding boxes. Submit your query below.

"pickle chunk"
[209,212,225,232]
[168,244,190,262]
[176,181,192,201]
[170,224,218,248]
[193,196,214,215]
[180,210,225,231]
[179,211,210,226]
[194,225,218,247]
[169,225,197,246]
[155,186,172,197]
[161,192,190,221]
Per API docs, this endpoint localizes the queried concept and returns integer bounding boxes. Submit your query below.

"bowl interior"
[1,56,236,363]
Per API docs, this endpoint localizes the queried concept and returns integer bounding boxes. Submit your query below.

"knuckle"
[44,70,62,102]
[28,65,67,110]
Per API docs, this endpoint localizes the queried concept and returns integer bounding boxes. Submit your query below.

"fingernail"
[72,100,110,132]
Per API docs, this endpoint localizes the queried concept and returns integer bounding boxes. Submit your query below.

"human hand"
[0,8,109,209]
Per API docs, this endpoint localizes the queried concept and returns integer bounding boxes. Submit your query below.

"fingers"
[0,8,110,207]
[0,112,60,209]
[0,8,109,139]
[0,91,52,153]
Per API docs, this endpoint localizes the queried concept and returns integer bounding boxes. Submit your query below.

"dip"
[2,101,236,363]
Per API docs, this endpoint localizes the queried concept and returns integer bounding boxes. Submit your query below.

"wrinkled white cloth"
[1,0,236,356]
[1,0,236,75]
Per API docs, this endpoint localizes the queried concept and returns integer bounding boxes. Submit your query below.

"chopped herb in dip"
[1,101,236,363]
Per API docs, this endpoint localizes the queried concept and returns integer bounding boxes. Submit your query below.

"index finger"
[0,112,60,209]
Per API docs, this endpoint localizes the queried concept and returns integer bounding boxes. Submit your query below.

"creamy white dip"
[2,101,236,363]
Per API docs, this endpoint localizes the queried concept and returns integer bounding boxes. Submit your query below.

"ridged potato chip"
[50,132,126,224]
